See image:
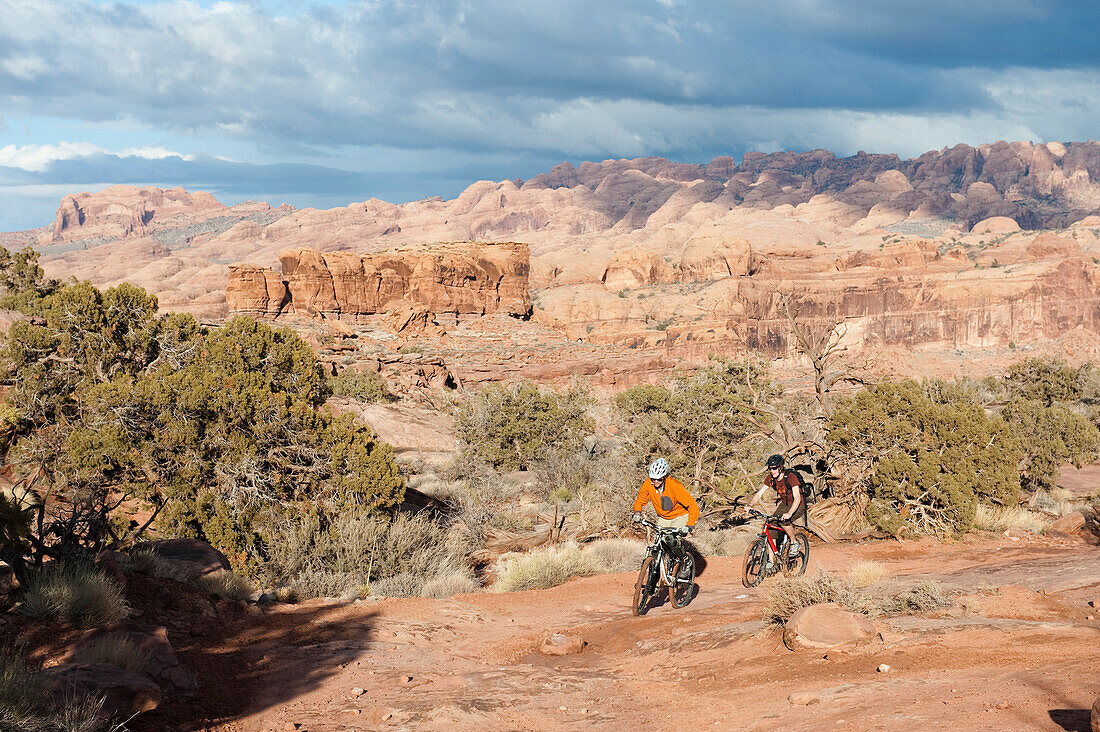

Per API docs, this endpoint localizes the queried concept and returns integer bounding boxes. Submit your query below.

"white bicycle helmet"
[648,458,671,480]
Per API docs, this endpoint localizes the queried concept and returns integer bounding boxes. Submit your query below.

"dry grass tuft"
[493,543,598,593]
[764,570,855,625]
[70,637,151,675]
[874,579,952,617]
[973,504,1048,533]
[194,569,255,601]
[19,564,129,629]
[846,560,892,588]
[128,548,192,582]
[420,571,480,598]
[582,538,647,573]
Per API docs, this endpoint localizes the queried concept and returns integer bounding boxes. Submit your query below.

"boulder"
[1046,511,1086,535]
[132,538,231,581]
[539,632,587,656]
[783,603,876,652]
[47,663,162,718]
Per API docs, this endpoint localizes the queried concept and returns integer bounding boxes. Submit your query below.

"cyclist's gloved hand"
[632,512,643,524]
[682,526,693,535]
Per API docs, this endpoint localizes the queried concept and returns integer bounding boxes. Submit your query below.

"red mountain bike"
[742,508,809,587]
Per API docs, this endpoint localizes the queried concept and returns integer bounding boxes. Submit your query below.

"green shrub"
[330,368,388,403]
[828,380,1024,535]
[1003,356,1088,405]
[18,564,128,628]
[1000,399,1099,490]
[455,381,594,471]
[493,543,598,592]
[764,570,855,624]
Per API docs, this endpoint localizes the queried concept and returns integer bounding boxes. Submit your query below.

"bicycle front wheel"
[632,556,654,616]
[742,538,766,588]
[783,533,810,576]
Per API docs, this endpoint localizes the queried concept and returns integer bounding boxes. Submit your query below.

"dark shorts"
[772,502,807,525]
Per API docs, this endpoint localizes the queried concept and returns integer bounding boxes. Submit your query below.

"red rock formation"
[227,242,530,320]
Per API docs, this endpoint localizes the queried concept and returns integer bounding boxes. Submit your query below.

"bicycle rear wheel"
[632,556,655,616]
[668,554,695,608]
[783,533,810,576]
[742,538,766,588]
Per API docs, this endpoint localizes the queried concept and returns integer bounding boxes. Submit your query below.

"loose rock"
[540,632,587,656]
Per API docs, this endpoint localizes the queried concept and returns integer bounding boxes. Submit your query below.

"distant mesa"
[39,185,226,244]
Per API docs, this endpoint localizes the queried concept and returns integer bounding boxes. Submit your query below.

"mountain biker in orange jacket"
[746,454,805,557]
[632,458,699,575]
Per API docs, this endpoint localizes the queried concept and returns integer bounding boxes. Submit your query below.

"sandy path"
[210,535,1100,732]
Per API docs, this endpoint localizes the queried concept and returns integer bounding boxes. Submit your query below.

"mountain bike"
[632,517,695,616]
[741,509,809,587]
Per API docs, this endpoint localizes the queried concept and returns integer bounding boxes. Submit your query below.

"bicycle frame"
[639,518,686,588]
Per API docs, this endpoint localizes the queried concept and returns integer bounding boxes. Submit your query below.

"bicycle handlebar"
[635,517,691,535]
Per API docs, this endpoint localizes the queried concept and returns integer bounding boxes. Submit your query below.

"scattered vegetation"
[615,357,778,498]
[256,510,467,600]
[18,564,128,629]
[582,537,646,573]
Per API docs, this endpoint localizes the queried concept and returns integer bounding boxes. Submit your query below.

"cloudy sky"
[1,0,1098,230]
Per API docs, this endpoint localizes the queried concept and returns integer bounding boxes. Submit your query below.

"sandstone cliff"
[227,242,530,320]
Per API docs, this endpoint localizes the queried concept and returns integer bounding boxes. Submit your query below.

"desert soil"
[134,533,1100,732]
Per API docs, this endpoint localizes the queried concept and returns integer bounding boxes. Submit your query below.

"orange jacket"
[632,476,699,526]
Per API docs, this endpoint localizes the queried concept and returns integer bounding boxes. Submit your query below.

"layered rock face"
[227,242,530,320]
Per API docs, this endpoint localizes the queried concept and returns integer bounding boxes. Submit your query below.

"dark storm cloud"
[1,0,1095,158]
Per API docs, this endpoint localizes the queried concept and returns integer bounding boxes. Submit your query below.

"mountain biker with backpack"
[745,454,805,557]
[632,458,699,576]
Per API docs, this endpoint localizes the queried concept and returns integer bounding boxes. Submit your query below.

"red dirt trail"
[138,533,1100,732]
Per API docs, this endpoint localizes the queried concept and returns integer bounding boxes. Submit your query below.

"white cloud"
[0,142,193,172]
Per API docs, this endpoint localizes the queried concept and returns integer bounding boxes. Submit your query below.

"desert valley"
[0,139,1097,731]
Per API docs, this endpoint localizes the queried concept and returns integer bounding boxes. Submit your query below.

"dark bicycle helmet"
[765,454,785,469]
